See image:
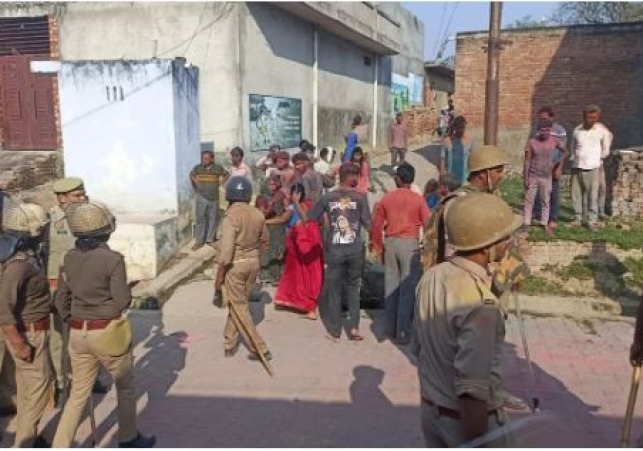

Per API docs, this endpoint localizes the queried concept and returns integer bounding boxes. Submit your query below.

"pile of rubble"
[608,147,643,219]
[0,152,60,193]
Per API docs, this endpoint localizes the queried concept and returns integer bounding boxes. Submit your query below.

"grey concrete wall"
[378,3,424,78]
[240,2,313,151]
[0,1,422,157]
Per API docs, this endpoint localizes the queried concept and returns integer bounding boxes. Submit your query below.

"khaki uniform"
[439,184,529,300]
[52,244,138,447]
[0,252,52,447]
[217,203,269,353]
[0,263,18,411]
[413,256,510,447]
[47,205,76,390]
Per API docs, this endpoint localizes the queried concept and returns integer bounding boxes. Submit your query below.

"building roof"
[424,63,454,80]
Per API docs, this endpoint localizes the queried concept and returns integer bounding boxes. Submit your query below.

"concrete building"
[0,2,424,159]
[0,2,425,279]
[424,63,454,114]
[54,59,200,280]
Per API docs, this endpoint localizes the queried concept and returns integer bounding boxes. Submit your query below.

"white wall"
[58,60,178,215]
[52,2,241,151]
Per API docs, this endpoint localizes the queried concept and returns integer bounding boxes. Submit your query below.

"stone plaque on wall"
[249,94,302,151]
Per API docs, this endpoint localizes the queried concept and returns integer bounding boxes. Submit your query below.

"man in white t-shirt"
[570,104,612,232]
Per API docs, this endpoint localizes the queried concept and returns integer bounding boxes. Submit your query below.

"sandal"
[348,330,364,341]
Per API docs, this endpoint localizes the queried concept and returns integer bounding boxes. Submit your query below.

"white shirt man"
[570,105,613,230]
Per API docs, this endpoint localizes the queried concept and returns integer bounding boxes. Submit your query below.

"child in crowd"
[424,179,440,211]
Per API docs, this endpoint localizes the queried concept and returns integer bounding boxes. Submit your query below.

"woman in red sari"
[274,183,324,319]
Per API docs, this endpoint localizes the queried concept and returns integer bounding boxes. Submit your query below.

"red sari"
[274,207,324,313]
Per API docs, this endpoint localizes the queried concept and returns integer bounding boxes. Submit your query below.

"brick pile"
[401,107,437,143]
[0,152,60,192]
[609,148,643,219]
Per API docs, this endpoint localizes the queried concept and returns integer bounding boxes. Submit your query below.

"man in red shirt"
[371,163,431,345]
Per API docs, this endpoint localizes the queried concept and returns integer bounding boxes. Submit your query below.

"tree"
[506,14,551,29]
[553,2,643,25]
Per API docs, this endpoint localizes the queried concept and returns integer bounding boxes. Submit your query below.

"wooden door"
[0,55,56,150]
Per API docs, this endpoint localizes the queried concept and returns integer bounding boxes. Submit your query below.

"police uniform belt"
[422,397,498,420]
[16,317,50,333]
[70,316,120,331]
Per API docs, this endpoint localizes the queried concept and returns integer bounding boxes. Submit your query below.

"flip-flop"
[348,332,364,341]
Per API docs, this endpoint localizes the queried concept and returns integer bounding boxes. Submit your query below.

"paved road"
[1,277,640,447]
[2,144,642,447]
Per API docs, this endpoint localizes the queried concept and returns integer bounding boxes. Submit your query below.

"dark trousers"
[534,178,560,222]
[320,249,364,337]
[195,194,219,244]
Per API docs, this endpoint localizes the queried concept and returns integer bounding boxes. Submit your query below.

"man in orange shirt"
[371,163,431,345]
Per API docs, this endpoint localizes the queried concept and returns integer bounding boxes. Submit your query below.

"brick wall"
[401,107,436,144]
[455,22,643,165]
[48,14,63,150]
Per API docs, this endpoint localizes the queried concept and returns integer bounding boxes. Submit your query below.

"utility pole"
[483,1,502,145]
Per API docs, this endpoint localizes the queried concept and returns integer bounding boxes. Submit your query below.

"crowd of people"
[0,102,624,448]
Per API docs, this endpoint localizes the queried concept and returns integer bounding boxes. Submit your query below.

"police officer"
[215,176,272,361]
[414,193,522,447]
[52,200,155,448]
[424,145,531,410]
[0,201,52,447]
[48,177,108,403]
[0,190,18,423]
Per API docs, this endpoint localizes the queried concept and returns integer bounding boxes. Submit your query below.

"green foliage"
[506,14,551,29]
[519,275,567,296]
[554,2,643,25]
[499,176,643,250]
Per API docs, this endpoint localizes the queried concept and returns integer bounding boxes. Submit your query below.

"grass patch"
[499,176,643,250]
[519,275,568,296]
